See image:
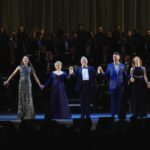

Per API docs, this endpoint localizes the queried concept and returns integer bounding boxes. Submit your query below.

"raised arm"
[68,66,76,79]
[97,65,110,79]
[97,66,105,75]
[4,66,20,85]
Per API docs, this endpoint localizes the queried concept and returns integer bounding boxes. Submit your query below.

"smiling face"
[133,56,141,66]
[113,54,120,63]
[22,56,29,66]
[54,61,62,71]
[80,57,88,67]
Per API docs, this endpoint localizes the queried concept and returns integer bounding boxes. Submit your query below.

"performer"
[4,56,42,120]
[69,56,97,119]
[130,56,150,118]
[41,61,71,119]
[98,52,129,117]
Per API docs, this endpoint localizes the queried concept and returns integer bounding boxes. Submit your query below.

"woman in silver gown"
[4,56,42,120]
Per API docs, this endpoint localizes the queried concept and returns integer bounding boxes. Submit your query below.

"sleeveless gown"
[17,65,35,119]
[132,66,147,117]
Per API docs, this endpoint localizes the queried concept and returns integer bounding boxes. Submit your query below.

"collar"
[114,62,120,65]
[82,66,88,68]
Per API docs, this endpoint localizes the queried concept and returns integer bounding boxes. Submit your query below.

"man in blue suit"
[98,52,129,117]
[69,56,97,118]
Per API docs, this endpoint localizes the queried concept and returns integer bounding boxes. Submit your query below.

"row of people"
[3,52,150,119]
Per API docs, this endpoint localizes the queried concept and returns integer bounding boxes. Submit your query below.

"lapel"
[112,63,122,75]
[79,66,90,78]
[87,66,91,78]
[112,63,117,75]
[78,66,82,77]
[118,63,123,75]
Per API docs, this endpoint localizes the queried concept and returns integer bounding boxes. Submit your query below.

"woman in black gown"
[42,61,71,119]
[130,56,150,118]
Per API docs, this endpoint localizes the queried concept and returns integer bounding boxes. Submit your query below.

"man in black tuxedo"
[69,56,97,118]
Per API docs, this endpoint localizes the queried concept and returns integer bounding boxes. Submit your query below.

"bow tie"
[82,67,88,69]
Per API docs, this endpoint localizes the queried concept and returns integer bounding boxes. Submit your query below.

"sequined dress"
[17,65,35,119]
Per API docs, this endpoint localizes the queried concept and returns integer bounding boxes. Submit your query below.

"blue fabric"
[105,63,129,116]
[45,72,71,119]
[105,63,128,90]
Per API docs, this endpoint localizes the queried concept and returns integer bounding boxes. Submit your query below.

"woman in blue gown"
[42,61,71,119]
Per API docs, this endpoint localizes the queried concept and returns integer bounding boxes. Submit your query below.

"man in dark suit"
[69,56,97,118]
[98,52,129,117]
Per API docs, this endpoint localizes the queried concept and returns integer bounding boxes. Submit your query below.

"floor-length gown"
[131,66,147,117]
[46,71,71,119]
[17,65,35,119]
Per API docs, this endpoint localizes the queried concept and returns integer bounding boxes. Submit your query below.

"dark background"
[0,0,150,34]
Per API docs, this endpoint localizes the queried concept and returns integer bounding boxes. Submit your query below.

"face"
[134,57,140,64]
[107,32,112,38]
[0,27,5,32]
[127,30,132,37]
[20,26,24,32]
[22,56,29,65]
[116,25,121,31]
[113,54,120,62]
[79,25,84,30]
[147,30,150,36]
[81,58,88,66]
[98,27,104,32]
[41,29,45,35]
[55,63,62,70]
[124,55,131,62]
[74,33,78,38]
[32,32,37,38]
[12,32,16,38]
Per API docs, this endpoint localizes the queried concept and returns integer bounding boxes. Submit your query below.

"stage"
[0,113,150,130]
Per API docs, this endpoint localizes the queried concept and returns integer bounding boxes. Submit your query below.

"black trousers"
[80,81,92,118]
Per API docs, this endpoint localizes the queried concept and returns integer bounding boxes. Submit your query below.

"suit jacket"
[74,66,97,94]
[105,63,129,90]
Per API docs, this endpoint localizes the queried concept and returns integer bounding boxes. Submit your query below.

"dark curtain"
[0,0,150,34]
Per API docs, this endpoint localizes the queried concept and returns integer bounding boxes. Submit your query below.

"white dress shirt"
[82,67,89,80]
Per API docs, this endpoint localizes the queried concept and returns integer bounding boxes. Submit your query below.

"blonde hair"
[20,56,30,65]
[54,61,62,66]
[132,56,142,67]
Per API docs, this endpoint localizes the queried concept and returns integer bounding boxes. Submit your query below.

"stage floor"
[0,113,150,129]
[0,113,126,121]
[0,113,150,121]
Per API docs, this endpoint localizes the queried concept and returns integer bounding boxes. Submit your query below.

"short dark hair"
[113,51,121,56]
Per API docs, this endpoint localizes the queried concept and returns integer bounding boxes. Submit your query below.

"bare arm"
[32,72,41,86]
[130,67,134,77]
[4,66,19,85]
[130,67,135,82]
[143,67,148,84]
